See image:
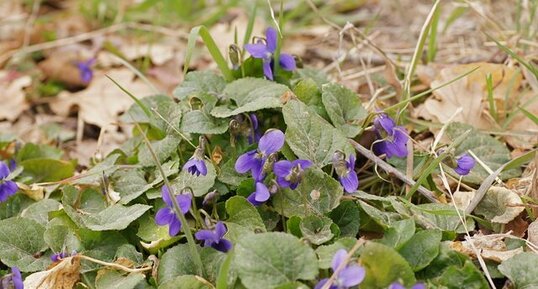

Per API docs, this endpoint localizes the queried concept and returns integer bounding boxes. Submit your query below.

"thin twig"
[79,255,152,273]
[436,154,496,288]
[349,140,438,203]
[0,22,188,65]
[23,0,41,48]
[150,107,196,148]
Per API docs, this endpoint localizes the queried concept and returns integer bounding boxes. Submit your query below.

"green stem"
[132,116,204,276]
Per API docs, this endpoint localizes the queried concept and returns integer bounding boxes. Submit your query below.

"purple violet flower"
[245,27,296,80]
[247,114,262,144]
[51,250,77,262]
[194,221,232,253]
[51,251,68,262]
[235,129,285,181]
[0,162,18,203]
[155,186,192,236]
[314,249,365,289]
[246,181,271,206]
[76,58,96,84]
[273,159,312,189]
[373,113,408,159]
[454,153,475,176]
[332,153,358,193]
[183,157,207,176]
[389,282,426,289]
[8,159,16,171]
[2,267,23,289]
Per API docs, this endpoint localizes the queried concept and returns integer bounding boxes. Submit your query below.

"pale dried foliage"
[23,256,81,289]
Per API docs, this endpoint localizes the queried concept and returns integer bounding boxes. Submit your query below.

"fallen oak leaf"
[38,52,91,88]
[414,63,522,130]
[0,71,31,121]
[49,69,155,128]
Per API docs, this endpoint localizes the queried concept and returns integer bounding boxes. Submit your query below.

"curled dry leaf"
[527,220,538,249]
[454,186,525,224]
[50,69,155,128]
[0,71,31,121]
[16,183,45,201]
[414,63,522,130]
[23,256,81,289]
[450,232,524,263]
[474,186,525,224]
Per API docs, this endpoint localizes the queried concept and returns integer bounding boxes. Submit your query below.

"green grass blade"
[427,5,441,63]
[519,106,538,125]
[106,75,152,118]
[242,2,258,46]
[485,73,498,122]
[503,149,536,172]
[442,6,467,33]
[402,0,441,100]
[184,25,234,82]
[386,66,480,112]
[486,32,538,79]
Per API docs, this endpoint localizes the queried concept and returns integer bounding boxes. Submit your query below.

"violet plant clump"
[155,186,192,236]
[245,27,296,80]
[0,162,18,203]
[314,249,365,289]
[0,11,520,288]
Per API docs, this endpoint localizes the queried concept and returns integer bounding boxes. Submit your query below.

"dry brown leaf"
[16,183,45,201]
[147,57,183,94]
[504,91,538,149]
[528,220,538,248]
[414,63,522,130]
[450,232,524,262]
[454,186,525,224]
[504,215,529,238]
[0,1,26,42]
[97,38,180,67]
[50,69,155,128]
[452,190,474,212]
[23,256,81,289]
[38,52,89,87]
[0,71,31,121]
